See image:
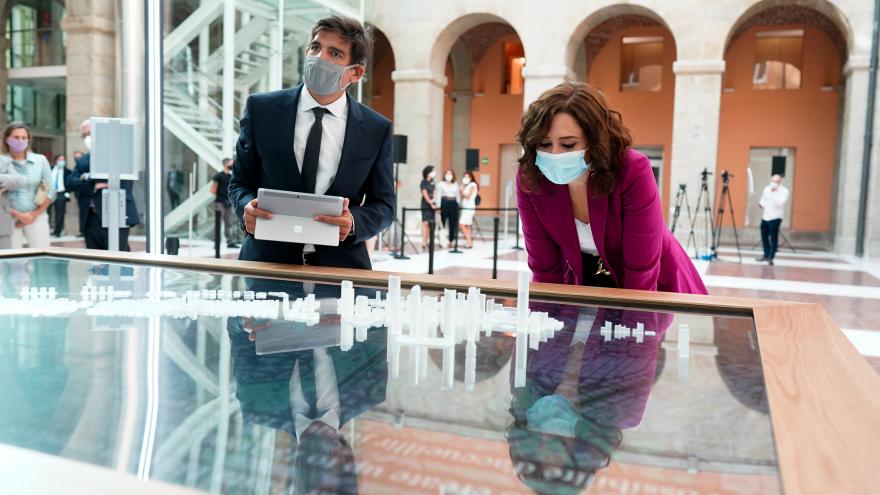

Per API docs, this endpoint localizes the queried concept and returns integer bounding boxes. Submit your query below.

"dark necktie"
[301,107,327,194]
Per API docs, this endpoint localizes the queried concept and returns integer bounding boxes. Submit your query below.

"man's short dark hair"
[311,16,373,66]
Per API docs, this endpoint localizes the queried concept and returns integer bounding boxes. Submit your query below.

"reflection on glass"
[0,256,781,494]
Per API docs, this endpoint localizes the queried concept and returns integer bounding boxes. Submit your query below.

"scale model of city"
[2,272,681,389]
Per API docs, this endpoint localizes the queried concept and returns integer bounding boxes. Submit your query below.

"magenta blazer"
[517,149,708,294]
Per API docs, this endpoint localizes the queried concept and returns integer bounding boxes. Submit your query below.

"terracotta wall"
[586,25,677,218]
[717,24,842,232]
[441,34,524,208]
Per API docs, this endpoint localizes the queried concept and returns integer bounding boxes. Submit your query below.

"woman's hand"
[10,210,35,225]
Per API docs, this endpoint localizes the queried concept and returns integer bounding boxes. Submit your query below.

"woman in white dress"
[458,171,478,248]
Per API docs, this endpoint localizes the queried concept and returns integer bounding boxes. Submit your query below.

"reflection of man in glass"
[507,307,670,494]
[227,280,387,494]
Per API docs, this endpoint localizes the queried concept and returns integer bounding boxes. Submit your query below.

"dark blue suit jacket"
[229,85,395,269]
[65,153,140,231]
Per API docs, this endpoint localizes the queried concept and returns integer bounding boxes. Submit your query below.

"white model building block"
[529,312,543,350]
[678,324,690,359]
[465,341,477,391]
[633,322,645,343]
[340,322,354,352]
[339,280,354,316]
[442,346,454,390]
[514,367,526,388]
[255,292,267,300]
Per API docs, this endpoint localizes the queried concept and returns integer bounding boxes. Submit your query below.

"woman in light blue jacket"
[1,123,55,248]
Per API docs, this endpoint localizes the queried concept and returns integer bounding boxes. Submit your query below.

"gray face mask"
[303,55,359,96]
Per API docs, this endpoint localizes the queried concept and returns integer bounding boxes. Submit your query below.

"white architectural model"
[0,275,662,390]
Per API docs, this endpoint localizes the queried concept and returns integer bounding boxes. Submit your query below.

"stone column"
[834,56,870,256]
[861,64,880,259]
[61,5,116,154]
[391,69,447,213]
[521,65,574,110]
[0,36,9,128]
[669,60,725,250]
[449,89,472,175]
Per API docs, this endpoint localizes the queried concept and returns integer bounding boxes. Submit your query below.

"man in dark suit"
[65,119,140,251]
[229,16,394,270]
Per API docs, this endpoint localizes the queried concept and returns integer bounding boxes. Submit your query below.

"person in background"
[49,155,70,237]
[1,123,55,249]
[167,164,184,209]
[0,155,23,249]
[211,157,240,248]
[516,82,706,294]
[757,174,789,266]
[65,119,140,251]
[419,165,438,250]
[437,168,460,248]
[458,170,479,249]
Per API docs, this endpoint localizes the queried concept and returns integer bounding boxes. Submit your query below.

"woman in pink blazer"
[516,82,706,294]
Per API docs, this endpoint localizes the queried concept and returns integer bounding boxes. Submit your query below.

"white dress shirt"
[759,183,789,221]
[294,87,349,253]
[289,346,342,441]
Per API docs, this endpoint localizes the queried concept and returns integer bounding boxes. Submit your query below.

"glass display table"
[0,248,877,495]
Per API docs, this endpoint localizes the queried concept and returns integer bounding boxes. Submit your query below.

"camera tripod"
[710,171,743,263]
[685,168,716,259]
[670,183,692,234]
[391,160,418,259]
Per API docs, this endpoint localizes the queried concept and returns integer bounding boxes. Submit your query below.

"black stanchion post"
[428,220,436,275]
[214,207,221,259]
[492,216,500,280]
[394,208,410,260]
[513,210,523,250]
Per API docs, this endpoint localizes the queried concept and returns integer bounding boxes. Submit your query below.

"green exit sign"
[481,157,489,165]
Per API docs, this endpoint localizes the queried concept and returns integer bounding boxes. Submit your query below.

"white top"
[759,183,789,221]
[50,165,65,193]
[289,346,342,441]
[295,87,349,253]
[460,182,477,209]
[574,218,598,254]
[436,180,460,202]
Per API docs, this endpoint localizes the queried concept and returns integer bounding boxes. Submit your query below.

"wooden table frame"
[2,247,878,494]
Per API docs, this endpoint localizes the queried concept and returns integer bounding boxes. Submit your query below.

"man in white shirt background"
[757,174,789,265]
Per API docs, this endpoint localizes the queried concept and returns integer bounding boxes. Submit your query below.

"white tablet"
[255,188,344,246]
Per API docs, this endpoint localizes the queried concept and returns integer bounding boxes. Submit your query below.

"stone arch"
[429,13,525,81]
[565,3,674,75]
[723,0,851,62]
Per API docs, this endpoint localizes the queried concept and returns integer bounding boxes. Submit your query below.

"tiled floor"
[46,234,880,374]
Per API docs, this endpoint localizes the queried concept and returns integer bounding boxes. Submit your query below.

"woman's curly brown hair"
[516,82,632,197]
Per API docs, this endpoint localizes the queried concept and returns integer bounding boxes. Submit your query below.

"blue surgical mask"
[526,394,580,438]
[303,55,359,96]
[535,149,590,185]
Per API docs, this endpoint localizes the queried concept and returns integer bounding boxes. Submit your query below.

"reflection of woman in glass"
[507,307,669,493]
[516,83,706,294]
